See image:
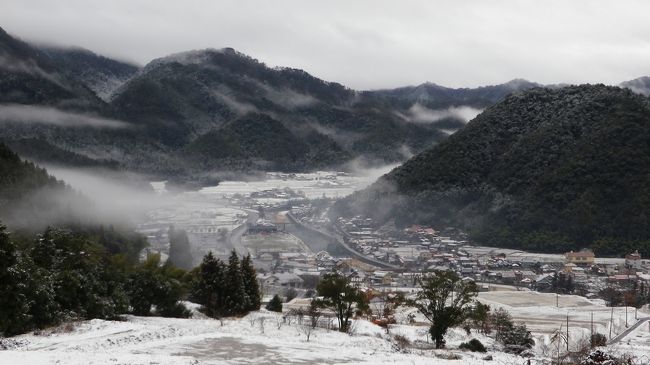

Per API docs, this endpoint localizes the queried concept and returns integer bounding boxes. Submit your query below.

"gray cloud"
[401,104,483,124]
[1,1,650,89]
[0,104,130,128]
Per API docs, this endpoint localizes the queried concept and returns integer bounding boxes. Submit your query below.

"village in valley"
[137,171,650,352]
[274,205,649,305]
[125,171,642,353]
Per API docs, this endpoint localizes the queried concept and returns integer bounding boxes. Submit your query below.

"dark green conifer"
[266,294,283,312]
[241,254,261,311]
[168,226,193,270]
[191,252,227,317]
[225,250,250,315]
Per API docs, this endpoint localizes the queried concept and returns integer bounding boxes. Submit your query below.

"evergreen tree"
[0,223,190,336]
[126,254,189,317]
[127,259,159,316]
[168,226,193,270]
[266,294,283,312]
[0,223,29,336]
[241,254,261,311]
[191,252,227,317]
[225,250,250,316]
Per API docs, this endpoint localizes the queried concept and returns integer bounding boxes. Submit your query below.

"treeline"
[189,251,261,317]
[0,143,64,204]
[0,223,192,336]
[0,222,262,337]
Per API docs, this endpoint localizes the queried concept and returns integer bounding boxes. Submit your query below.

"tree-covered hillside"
[183,113,349,171]
[0,142,64,204]
[38,45,140,101]
[0,27,106,112]
[334,85,650,257]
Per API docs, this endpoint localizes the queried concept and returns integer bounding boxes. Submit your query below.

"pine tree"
[225,250,250,316]
[0,223,26,335]
[241,254,261,311]
[191,252,227,317]
[168,226,193,270]
[266,294,283,312]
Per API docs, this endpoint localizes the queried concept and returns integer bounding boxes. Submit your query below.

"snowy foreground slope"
[0,311,521,365]
[2,292,649,365]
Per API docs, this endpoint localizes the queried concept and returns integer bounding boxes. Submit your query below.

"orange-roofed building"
[565,249,595,266]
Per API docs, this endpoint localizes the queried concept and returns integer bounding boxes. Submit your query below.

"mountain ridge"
[4,25,650,180]
[333,84,650,256]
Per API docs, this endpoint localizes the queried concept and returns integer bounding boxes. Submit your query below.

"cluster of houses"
[256,209,650,303]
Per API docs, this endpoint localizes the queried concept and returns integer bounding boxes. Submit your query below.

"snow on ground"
[0,311,526,365]
[198,168,396,201]
[476,290,648,342]
[610,318,650,362]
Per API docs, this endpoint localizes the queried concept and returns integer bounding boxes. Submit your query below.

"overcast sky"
[1,0,649,90]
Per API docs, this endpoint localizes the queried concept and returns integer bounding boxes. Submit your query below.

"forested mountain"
[3,25,620,180]
[363,78,540,109]
[0,25,540,177]
[0,142,70,228]
[0,142,64,202]
[0,27,106,112]
[38,45,140,101]
[333,85,650,256]
[109,47,460,161]
[621,76,650,96]
[183,113,349,171]
[3,138,120,169]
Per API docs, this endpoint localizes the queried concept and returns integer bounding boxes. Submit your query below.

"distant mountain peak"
[620,76,650,96]
[502,78,538,89]
[143,47,252,71]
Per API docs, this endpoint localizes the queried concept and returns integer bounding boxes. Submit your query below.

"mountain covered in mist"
[620,76,650,96]
[363,78,541,109]
[0,25,544,178]
[0,27,106,112]
[334,85,650,256]
[109,47,462,164]
[0,142,71,228]
[3,137,120,169]
[183,113,349,171]
[38,45,140,101]
[7,25,649,182]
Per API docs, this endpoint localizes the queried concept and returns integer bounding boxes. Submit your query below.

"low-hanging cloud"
[402,104,483,124]
[0,104,130,128]
[0,52,70,90]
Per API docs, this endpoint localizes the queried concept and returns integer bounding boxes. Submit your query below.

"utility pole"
[556,291,559,307]
[609,305,614,339]
[590,312,594,347]
[566,313,570,353]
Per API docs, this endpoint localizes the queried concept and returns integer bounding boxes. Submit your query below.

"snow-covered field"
[476,291,648,340]
[198,168,396,201]
[1,311,525,365]
[3,298,649,364]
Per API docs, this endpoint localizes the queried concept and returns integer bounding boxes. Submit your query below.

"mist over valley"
[2,3,650,364]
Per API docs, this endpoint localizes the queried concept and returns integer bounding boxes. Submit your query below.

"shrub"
[266,295,283,312]
[580,349,622,365]
[459,338,487,352]
[500,323,535,354]
[590,333,607,347]
[393,334,411,351]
